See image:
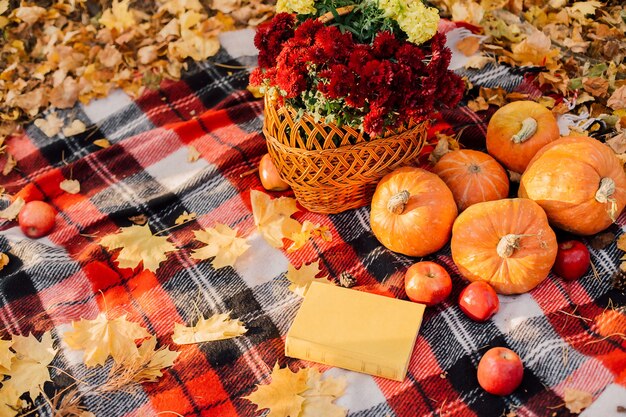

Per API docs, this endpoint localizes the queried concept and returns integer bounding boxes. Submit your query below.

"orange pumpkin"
[370,167,457,257]
[451,198,557,294]
[432,149,509,211]
[486,101,560,174]
[519,136,626,235]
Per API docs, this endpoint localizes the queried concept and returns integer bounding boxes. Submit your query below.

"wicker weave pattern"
[263,96,429,213]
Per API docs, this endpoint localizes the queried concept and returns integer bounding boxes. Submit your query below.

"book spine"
[285,336,403,381]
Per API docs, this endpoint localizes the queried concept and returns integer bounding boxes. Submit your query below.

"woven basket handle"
[318,5,356,23]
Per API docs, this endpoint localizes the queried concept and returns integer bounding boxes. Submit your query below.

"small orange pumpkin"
[432,149,509,211]
[486,101,560,174]
[451,198,558,294]
[370,167,458,257]
[519,136,626,235]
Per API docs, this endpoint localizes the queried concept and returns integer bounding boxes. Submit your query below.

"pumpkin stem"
[387,190,410,215]
[511,118,538,144]
[468,164,481,173]
[496,233,534,258]
[595,177,618,221]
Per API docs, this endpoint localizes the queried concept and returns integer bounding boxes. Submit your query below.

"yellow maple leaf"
[131,336,179,383]
[34,112,64,137]
[93,139,111,148]
[286,261,331,297]
[175,211,197,225]
[0,253,8,272]
[243,363,308,417]
[64,313,151,367]
[62,120,87,136]
[0,197,25,221]
[3,332,57,401]
[191,224,250,269]
[0,339,13,374]
[299,368,347,417]
[564,388,593,414]
[250,190,302,248]
[617,234,626,253]
[172,312,247,345]
[287,221,333,252]
[244,365,347,417]
[509,31,559,68]
[187,146,201,162]
[99,0,136,32]
[60,179,80,194]
[100,224,176,272]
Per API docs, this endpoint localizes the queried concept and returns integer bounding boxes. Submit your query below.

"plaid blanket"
[1,29,625,417]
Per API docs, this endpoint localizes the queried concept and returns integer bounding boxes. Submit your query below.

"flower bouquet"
[251,0,465,213]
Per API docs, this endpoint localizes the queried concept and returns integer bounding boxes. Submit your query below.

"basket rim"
[263,94,429,143]
[263,120,430,157]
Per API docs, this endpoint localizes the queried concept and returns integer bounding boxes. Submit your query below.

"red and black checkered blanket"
[1,31,625,417]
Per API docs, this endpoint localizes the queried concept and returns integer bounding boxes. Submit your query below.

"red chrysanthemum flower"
[314,26,353,64]
[395,43,426,72]
[363,105,387,136]
[318,64,355,99]
[254,13,296,69]
[372,31,400,59]
[293,19,325,46]
[348,45,374,72]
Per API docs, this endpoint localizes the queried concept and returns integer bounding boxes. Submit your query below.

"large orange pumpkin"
[370,167,458,257]
[519,136,626,235]
[432,149,509,211]
[486,101,560,174]
[451,198,557,294]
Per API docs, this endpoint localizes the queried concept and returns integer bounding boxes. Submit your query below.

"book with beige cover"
[285,282,426,381]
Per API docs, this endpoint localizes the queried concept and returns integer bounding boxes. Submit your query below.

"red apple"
[405,261,452,306]
[553,240,590,281]
[259,154,290,192]
[18,201,56,238]
[459,281,499,322]
[477,347,524,395]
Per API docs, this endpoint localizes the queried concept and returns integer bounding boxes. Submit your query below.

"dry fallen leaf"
[606,132,626,154]
[191,223,250,269]
[0,253,8,272]
[34,113,64,138]
[62,120,87,136]
[2,153,16,176]
[251,190,302,248]
[0,197,25,221]
[510,31,558,67]
[456,36,481,56]
[617,234,626,253]
[590,232,615,250]
[100,224,177,272]
[99,0,136,32]
[608,86,626,110]
[243,363,308,417]
[129,214,148,225]
[124,336,179,383]
[286,260,332,297]
[64,313,151,367]
[60,179,81,195]
[172,312,247,345]
[3,332,57,402]
[93,139,111,148]
[0,338,13,373]
[287,221,332,252]
[582,77,609,98]
[564,388,593,414]
[188,145,201,162]
[299,368,347,417]
[175,211,197,225]
[243,364,346,417]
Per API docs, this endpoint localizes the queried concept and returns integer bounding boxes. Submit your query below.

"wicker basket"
[263,95,429,213]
